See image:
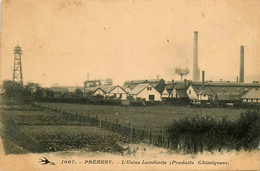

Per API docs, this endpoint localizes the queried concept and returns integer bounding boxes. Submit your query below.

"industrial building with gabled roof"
[241,89,260,104]
[122,78,165,94]
[129,83,162,101]
[85,85,127,100]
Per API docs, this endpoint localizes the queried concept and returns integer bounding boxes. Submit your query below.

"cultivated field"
[42,102,246,134]
[0,99,130,154]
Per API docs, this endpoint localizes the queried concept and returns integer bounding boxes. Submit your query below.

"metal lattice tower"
[13,45,23,85]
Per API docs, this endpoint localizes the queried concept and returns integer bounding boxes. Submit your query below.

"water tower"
[13,45,23,85]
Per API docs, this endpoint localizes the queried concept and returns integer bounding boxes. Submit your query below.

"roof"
[217,93,241,101]
[191,81,260,87]
[148,79,163,83]
[198,86,215,96]
[176,89,188,98]
[99,85,117,93]
[85,87,101,94]
[241,89,260,99]
[129,83,150,95]
[50,86,84,93]
[189,84,204,94]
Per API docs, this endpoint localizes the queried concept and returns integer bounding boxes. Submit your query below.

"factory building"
[85,85,127,100]
[122,79,165,94]
[129,83,162,101]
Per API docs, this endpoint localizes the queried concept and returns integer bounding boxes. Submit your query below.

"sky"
[1,0,260,87]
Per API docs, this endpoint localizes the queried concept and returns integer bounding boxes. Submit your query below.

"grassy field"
[42,102,246,133]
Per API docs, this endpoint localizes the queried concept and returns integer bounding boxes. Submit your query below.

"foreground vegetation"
[167,110,260,153]
[0,98,130,154]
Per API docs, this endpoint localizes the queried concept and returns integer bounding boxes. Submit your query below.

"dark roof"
[198,86,215,96]
[50,86,84,93]
[176,89,188,98]
[190,85,204,94]
[191,81,260,87]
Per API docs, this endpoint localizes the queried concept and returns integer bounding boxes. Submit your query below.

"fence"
[31,102,172,149]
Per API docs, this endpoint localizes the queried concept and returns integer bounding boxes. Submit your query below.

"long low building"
[241,89,260,104]
[186,81,260,104]
[85,85,127,100]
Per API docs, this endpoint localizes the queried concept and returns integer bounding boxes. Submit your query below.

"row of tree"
[2,80,85,100]
[2,80,53,99]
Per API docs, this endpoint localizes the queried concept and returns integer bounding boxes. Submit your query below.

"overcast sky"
[1,0,259,87]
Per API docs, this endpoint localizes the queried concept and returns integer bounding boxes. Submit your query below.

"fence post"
[116,119,118,131]
[132,128,135,141]
[160,130,163,146]
[149,131,152,144]
[105,117,107,128]
[101,119,103,128]
[96,115,98,126]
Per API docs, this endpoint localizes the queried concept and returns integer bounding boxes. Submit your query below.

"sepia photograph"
[0,0,260,170]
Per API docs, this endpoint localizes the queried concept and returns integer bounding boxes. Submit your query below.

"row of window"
[147,87,152,91]
[243,99,260,103]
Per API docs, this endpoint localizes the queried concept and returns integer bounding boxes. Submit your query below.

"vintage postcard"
[0,0,260,170]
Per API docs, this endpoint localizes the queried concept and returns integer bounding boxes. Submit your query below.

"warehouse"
[129,83,162,101]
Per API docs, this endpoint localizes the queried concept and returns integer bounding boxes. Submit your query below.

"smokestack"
[239,46,244,83]
[202,70,205,89]
[193,31,200,81]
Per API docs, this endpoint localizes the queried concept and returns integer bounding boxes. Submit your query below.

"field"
[0,98,130,154]
[0,98,250,155]
[42,102,246,134]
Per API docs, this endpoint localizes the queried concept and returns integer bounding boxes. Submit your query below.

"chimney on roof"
[193,31,200,81]
[172,79,175,88]
[239,46,244,83]
[202,70,205,89]
[184,79,187,89]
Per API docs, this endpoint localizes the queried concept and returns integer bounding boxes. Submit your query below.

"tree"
[33,87,45,100]
[2,80,24,98]
[23,82,40,97]
[45,89,54,98]
[74,89,83,98]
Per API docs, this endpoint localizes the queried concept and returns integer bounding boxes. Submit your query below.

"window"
[189,90,191,94]
[114,94,116,98]
[119,94,122,98]
[147,87,152,91]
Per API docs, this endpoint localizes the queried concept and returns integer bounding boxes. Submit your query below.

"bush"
[167,110,260,153]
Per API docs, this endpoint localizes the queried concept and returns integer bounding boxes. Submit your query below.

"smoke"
[175,68,190,76]
[175,67,190,80]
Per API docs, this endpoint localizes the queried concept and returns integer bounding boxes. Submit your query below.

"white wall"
[108,86,127,100]
[162,89,169,98]
[171,89,179,98]
[136,85,162,101]
[186,85,198,100]
[93,89,105,96]
[198,94,209,101]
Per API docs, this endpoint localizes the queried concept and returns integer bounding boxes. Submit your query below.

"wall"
[161,89,169,98]
[136,85,162,101]
[108,86,127,100]
[93,89,105,96]
[186,85,198,100]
